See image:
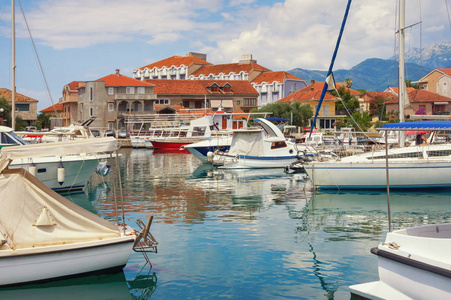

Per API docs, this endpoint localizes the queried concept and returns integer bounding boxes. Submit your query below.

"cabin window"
[271,141,287,149]
[192,126,206,137]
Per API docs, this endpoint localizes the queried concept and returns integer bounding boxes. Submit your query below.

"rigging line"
[332,86,368,137]
[446,0,451,29]
[17,0,56,115]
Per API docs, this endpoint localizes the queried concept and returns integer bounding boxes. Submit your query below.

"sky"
[0,0,450,111]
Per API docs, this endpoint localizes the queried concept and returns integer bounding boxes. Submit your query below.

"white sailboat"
[0,138,157,286]
[301,0,451,190]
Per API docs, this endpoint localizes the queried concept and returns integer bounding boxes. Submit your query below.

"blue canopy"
[380,121,451,131]
[263,117,290,122]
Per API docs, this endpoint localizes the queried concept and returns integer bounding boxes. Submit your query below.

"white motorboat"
[210,118,299,169]
[303,121,451,189]
[1,125,104,192]
[0,138,157,286]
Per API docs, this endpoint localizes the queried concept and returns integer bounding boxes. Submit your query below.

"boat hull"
[151,140,198,151]
[0,235,135,287]
[304,160,451,189]
[10,156,100,192]
[350,224,451,299]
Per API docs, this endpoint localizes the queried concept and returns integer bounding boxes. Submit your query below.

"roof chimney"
[310,80,315,85]
[239,54,256,64]
[115,69,120,76]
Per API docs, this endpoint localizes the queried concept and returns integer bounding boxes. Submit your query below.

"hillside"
[288,58,431,92]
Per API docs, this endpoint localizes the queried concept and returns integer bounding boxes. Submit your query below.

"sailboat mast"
[398,0,405,146]
[11,0,15,130]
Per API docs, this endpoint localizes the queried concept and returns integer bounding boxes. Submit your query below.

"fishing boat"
[1,125,103,192]
[0,138,157,286]
[210,118,299,169]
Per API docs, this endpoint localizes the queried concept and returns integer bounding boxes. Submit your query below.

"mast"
[11,0,15,130]
[398,0,406,146]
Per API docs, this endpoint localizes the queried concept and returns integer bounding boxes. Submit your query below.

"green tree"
[406,80,419,89]
[15,117,28,131]
[369,95,387,118]
[37,113,52,129]
[251,102,313,127]
[0,97,12,127]
[331,86,360,115]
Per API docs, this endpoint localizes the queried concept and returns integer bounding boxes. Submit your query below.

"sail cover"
[0,168,121,250]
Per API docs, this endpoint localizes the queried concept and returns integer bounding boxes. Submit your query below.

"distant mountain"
[288,41,451,92]
[289,58,431,92]
[391,41,451,69]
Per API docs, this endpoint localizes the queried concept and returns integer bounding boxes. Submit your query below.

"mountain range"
[288,41,451,92]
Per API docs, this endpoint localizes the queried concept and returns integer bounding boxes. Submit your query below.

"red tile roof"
[0,88,38,103]
[362,91,398,103]
[277,81,358,102]
[137,55,211,70]
[437,68,451,76]
[67,81,85,90]
[252,71,303,84]
[40,102,63,113]
[191,62,271,77]
[385,89,451,104]
[97,73,155,87]
[146,79,259,95]
[387,87,416,95]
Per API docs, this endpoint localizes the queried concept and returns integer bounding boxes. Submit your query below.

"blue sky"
[0,0,450,111]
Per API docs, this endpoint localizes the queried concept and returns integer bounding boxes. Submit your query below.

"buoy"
[29,162,37,177]
[207,151,214,158]
[57,161,65,185]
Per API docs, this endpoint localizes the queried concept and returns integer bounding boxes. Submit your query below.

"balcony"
[114,94,157,101]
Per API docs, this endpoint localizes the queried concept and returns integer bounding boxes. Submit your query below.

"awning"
[210,100,234,108]
[434,102,448,105]
[380,121,451,131]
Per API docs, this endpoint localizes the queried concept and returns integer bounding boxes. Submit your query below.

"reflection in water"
[5,149,449,299]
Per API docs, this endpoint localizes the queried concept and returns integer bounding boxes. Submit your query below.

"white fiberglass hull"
[213,154,297,169]
[10,156,100,192]
[350,224,451,299]
[0,234,135,287]
[304,160,451,189]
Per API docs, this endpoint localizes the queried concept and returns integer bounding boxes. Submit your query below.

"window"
[271,141,287,149]
[155,99,169,105]
[108,122,114,130]
[90,87,93,101]
[138,87,145,94]
[211,86,219,92]
[126,87,135,94]
[223,85,231,92]
[108,103,114,111]
[323,105,330,116]
[183,100,189,108]
[16,103,29,111]
[243,98,256,106]
[90,107,93,117]
[108,87,114,95]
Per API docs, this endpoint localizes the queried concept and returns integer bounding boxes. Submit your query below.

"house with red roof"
[0,88,38,126]
[78,69,156,132]
[39,102,64,116]
[133,52,211,80]
[252,71,307,107]
[415,68,451,98]
[59,81,85,126]
[277,80,351,129]
[384,88,451,117]
[145,79,259,113]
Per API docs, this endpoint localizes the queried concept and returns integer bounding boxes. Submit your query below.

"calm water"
[1,148,451,299]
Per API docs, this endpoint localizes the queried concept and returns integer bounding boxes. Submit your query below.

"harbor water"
[1,148,450,299]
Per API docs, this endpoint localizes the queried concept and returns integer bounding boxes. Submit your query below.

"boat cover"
[381,121,451,131]
[228,129,264,156]
[0,168,121,250]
